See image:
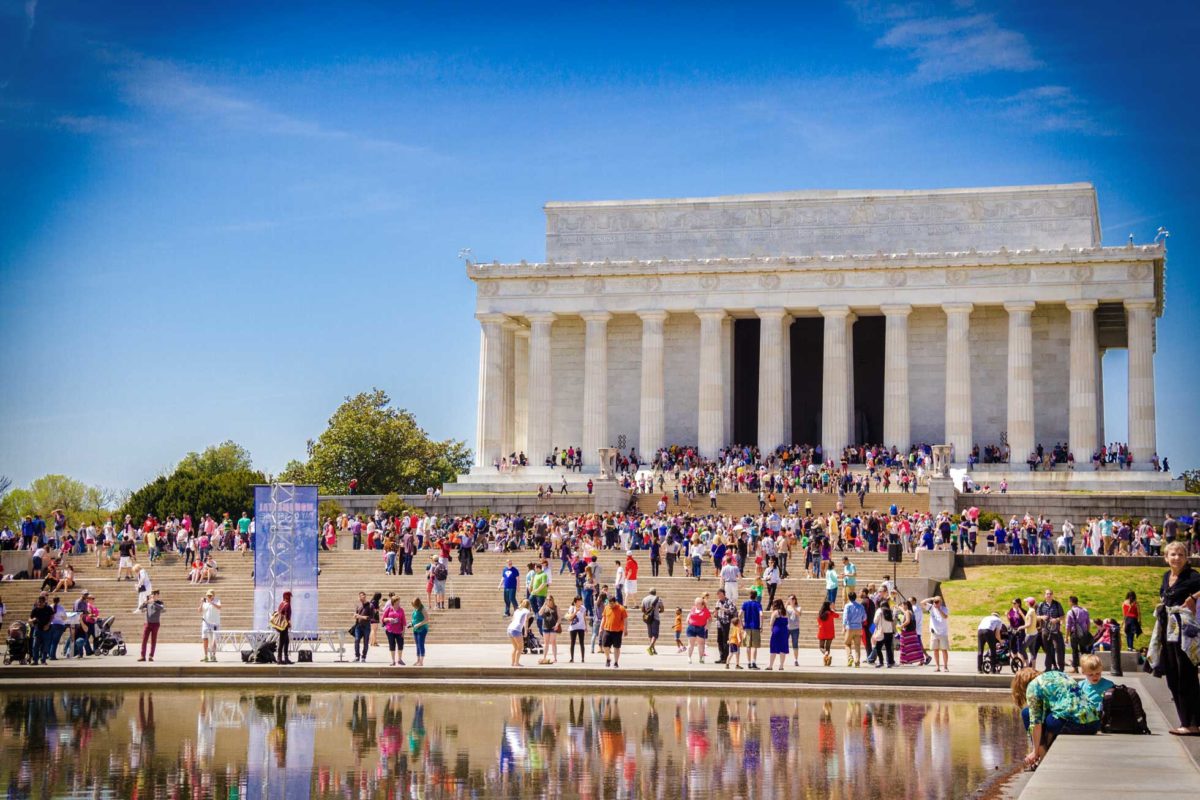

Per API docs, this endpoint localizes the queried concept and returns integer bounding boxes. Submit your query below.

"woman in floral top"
[1011,667,1100,768]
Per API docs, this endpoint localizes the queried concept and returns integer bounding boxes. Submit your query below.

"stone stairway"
[3,548,919,650]
[634,489,926,517]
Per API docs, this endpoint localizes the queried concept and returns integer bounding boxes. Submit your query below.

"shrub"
[379,492,415,517]
[318,499,344,522]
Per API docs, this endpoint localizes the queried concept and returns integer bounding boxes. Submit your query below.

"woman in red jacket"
[816,600,840,666]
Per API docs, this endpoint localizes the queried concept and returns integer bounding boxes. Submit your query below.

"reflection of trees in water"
[0,691,1026,799]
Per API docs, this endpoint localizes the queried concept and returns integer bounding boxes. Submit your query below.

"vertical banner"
[253,484,319,633]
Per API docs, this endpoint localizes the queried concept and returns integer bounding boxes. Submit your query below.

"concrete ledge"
[962,554,1175,568]
[1096,651,1141,673]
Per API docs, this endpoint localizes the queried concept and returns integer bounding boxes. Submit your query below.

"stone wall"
[962,491,1199,523]
[550,316,584,449]
[909,307,946,446]
[606,313,641,450]
[663,312,700,445]
[1032,304,1070,446]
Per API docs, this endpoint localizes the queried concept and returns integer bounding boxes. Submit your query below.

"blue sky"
[2,0,1198,490]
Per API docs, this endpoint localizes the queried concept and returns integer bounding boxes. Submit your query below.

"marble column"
[499,322,516,458]
[1004,301,1036,464]
[1126,299,1157,467]
[756,307,787,453]
[476,313,507,469]
[637,310,667,459]
[474,327,487,467]
[513,329,529,456]
[1067,300,1099,462]
[581,311,612,467]
[697,309,726,459]
[1096,346,1106,448]
[881,304,912,450]
[722,317,735,447]
[846,313,857,443]
[525,312,556,465]
[942,302,973,462]
[820,305,851,461]
[782,315,793,446]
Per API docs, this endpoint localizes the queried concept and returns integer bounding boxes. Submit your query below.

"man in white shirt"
[922,596,951,672]
[719,559,741,601]
[198,589,222,663]
[977,611,1004,673]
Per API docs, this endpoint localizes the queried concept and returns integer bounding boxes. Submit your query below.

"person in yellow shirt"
[727,615,744,670]
[673,607,685,652]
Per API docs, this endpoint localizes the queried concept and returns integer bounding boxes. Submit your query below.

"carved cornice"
[467,243,1163,281]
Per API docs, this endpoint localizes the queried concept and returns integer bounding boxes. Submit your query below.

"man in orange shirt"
[601,596,628,668]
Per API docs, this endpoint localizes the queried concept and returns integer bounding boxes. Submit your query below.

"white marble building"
[464,184,1167,478]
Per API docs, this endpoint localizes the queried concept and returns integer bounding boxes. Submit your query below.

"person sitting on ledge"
[1011,667,1100,770]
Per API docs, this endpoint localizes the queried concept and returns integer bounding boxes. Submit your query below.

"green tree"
[1183,469,1200,494]
[177,440,254,476]
[121,441,265,521]
[289,389,472,495]
[0,474,118,525]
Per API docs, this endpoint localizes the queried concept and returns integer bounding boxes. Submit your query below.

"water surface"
[0,689,1025,799]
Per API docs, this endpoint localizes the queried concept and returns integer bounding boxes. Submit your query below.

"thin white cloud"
[991,85,1107,134]
[102,49,426,157]
[877,13,1041,81]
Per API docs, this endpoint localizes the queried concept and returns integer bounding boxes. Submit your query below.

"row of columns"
[476,300,1158,469]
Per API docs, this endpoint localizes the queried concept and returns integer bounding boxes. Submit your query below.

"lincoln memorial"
[462,183,1168,486]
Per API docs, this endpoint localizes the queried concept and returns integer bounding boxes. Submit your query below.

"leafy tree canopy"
[1183,469,1200,494]
[283,389,472,495]
[0,474,119,526]
[121,441,265,521]
[176,440,253,477]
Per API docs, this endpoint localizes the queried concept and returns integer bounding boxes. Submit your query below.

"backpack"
[434,563,448,581]
[1100,685,1150,734]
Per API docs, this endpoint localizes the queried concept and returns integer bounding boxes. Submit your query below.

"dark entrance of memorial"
[732,314,885,448]
[853,315,885,444]
[732,319,759,444]
[789,318,823,445]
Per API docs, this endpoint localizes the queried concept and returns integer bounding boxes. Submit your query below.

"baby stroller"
[94,616,127,656]
[523,628,544,655]
[3,621,31,665]
[981,627,1025,674]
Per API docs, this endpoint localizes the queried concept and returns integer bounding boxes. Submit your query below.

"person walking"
[538,596,561,664]
[843,591,866,667]
[500,559,520,616]
[719,557,740,602]
[46,596,66,661]
[785,594,802,667]
[508,599,532,666]
[601,594,628,668]
[381,595,407,665]
[816,600,839,666]
[741,590,763,670]
[871,599,896,669]
[28,595,53,665]
[352,592,372,662]
[977,611,1003,673]
[1152,541,1200,736]
[273,591,293,664]
[1036,590,1065,672]
[763,558,781,607]
[685,596,711,664]
[1065,596,1093,673]
[138,590,164,662]
[824,560,839,605]
[766,599,790,671]
[922,595,950,672]
[640,588,664,655]
[566,595,587,663]
[199,589,221,662]
[528,563,549,633]
[714,589,736,664]
[410,597,428,667]
[1121,590,1142,651]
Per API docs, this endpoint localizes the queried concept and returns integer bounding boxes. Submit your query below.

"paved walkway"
[1019,672,1200,798]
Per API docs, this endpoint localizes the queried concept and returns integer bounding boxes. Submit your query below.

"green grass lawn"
[939,565,1163,651]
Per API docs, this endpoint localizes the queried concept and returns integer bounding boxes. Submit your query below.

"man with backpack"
[640,588,664,656]
[1065,596,1093,673]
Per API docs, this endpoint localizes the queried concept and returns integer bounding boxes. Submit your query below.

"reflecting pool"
[0,689,1025,799]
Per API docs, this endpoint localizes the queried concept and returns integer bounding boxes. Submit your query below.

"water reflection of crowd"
[0,690,1025,799]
